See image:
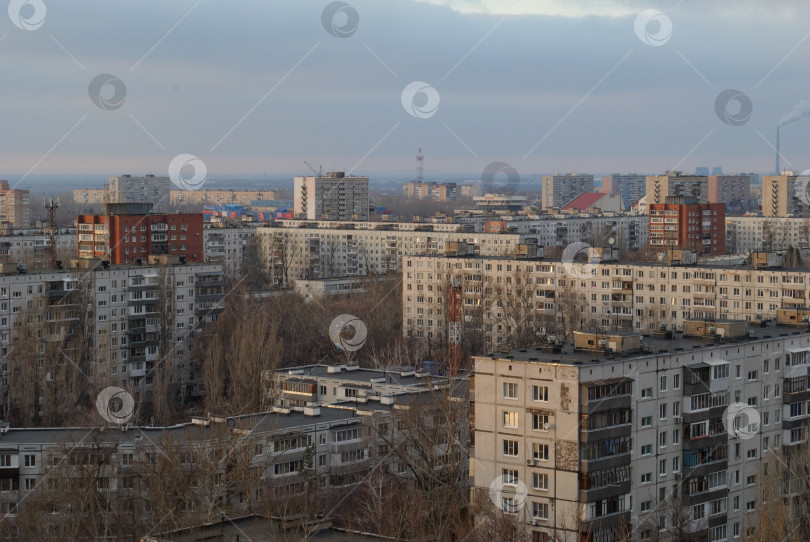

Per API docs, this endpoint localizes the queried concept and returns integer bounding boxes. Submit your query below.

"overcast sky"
[1,0,809,184]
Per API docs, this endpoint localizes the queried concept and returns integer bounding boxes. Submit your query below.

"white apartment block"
[726,216,810,253]
[0,231,75,267]
[542,175,595,210]
[256,221,525,286]
[203,224,257,273]
[108,175,171,211]
[403,252,810,348]
[0,262,225,419]
[506,216,649,250]
[294,172,369,221]
[473,324,807,541]
[646,174,709,205]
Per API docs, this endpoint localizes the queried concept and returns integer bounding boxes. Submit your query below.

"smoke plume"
[779,99,810,126]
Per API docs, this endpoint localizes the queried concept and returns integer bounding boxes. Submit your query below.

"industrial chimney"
[776,126,781,174]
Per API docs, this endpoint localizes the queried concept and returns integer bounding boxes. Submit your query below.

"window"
[673,373,681,389]
[641,416,652,427]
[533,413,549,431]
[641,500,651,512]
[23,455,35,467]
[503,411,519,428]
[747,370,758,381]
[641,473,651,484]
[660,376,667,391]
[503,382,518,399]
[641,444,652,455]
[533,443,549,461]
[712,364,729,379]
[502,468,519,486]
[693,504,705,520]
[503,440,518,456]
[531,501,549,520]
[641,388,652,399]
[532,385,549,402]
[659,404,667,420]
[659,431,667,447]
[533,472,549,490]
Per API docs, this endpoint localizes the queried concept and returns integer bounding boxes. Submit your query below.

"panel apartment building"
[761,173,809,218]
[170,189,278,207]
[0,262,225,419]
[649,197,726,255]
[646,173,709,205]
[506,216,649,251]
[403,250,810,347]
[77,204,204,265]
[0,182,30,229]
[108,174,171,211]
[601,174,646,209]
[726,216,810,253]
[472,323,810,541]
[542,175,595,210]
[256,220,525,286]
[293,172,369,221]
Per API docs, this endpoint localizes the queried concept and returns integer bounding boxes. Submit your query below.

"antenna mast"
[44,197,60,268]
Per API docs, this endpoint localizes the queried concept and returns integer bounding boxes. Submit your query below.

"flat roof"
[479,324,810,366]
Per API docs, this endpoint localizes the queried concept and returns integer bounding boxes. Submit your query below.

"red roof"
[561,192,606,211]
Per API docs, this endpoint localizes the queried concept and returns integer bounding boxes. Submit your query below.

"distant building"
[109,174,171,211]
[561,192,624,213]
[0,181,30,228]
[541,174,594,210]
[170,189,278,207]
[77,204,204,264]
[646,172,709,205]
[473,194,528,213]
[761,173,806,217]
[402,181,457,201]
[649,196,725,255]
[460,184,483,198]
[726,216,810,253]
[294,172,369,221]
[601,173,646,209]
[73,188,107,205]
[708,174,752,214]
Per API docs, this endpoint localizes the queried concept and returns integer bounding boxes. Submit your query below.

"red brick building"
[77,204,204,264]
[649,197,726,255]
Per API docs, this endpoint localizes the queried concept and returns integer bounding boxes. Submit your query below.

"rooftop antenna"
[44,197,60,268]
[303,161,323,177]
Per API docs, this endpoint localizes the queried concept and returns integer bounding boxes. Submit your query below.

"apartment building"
[646,173,709,205]
[73,188,107,205]
[294,172,369,221]
[293,274,400,300]
[77,204,204,265]
[542,175,595,210]
[762,173,806,217]
[0,231,75,267]
[402,181,457,201]
[708,175,752,214]
[474,194,529,213]
[505,216,648,251]
[256,220,525,286]
[461,184,484,198]
[0,261,224,417]
[170,189,278,207]
[726,216,810,253]
[403,251,810,347]
[203,223,257,273]
[109,174,171,211]
[649,197,726,255]
[472,324,807,541]
[602,174,646,209]
[0,182,30,228]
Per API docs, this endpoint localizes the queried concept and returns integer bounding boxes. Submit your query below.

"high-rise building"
[402,181,457,201]
[108,174,171,211]
[0,181,30,228]
[646,173,709,205]
[601,174,646,208]
[649,197,725,255]
[472,323,801,542]
[761,173,806,217]
[73,188,107,205]
[77,204,204,264]
[293,172,369,221]
[170,189,278,207]
[707,175,752,214]
[541,174,594,210]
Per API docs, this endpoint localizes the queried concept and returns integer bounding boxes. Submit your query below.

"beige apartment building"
[541,174,595,210]
[761,173,807,217]
[293,172,369,221]
[472,324,806,541]
[170,189,278,207]
[73,188,107,205]
[726,216,810,253]
[403,251,810,348]
[646,173,708,205]
[256,220,524,286]
[0,182,30,228]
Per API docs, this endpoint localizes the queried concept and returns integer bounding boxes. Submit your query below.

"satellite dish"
[608,237,616,246]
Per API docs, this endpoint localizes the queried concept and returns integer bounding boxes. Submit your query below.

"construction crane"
[447,276,463,377]
[303,161,323,177]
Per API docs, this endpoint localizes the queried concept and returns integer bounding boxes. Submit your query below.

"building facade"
[708,175,752,215]
[646,173,709,205]
[649,198,726,255]
[0,182,30,228]
[542,175,595,210]
[293,172,369,221]
[73,188,107,205]
[108,175,171,211]
[402,181,458,201]
[726,216,810,253]
[403,252,810,346]
[77,208,204,265]
[505,216,649,251]
[203,224,257,273]
[601,174,647,209]
[761,174,806,217]
[170,189,278,207]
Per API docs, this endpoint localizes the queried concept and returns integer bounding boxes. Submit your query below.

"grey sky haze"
[1,0,809,183]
